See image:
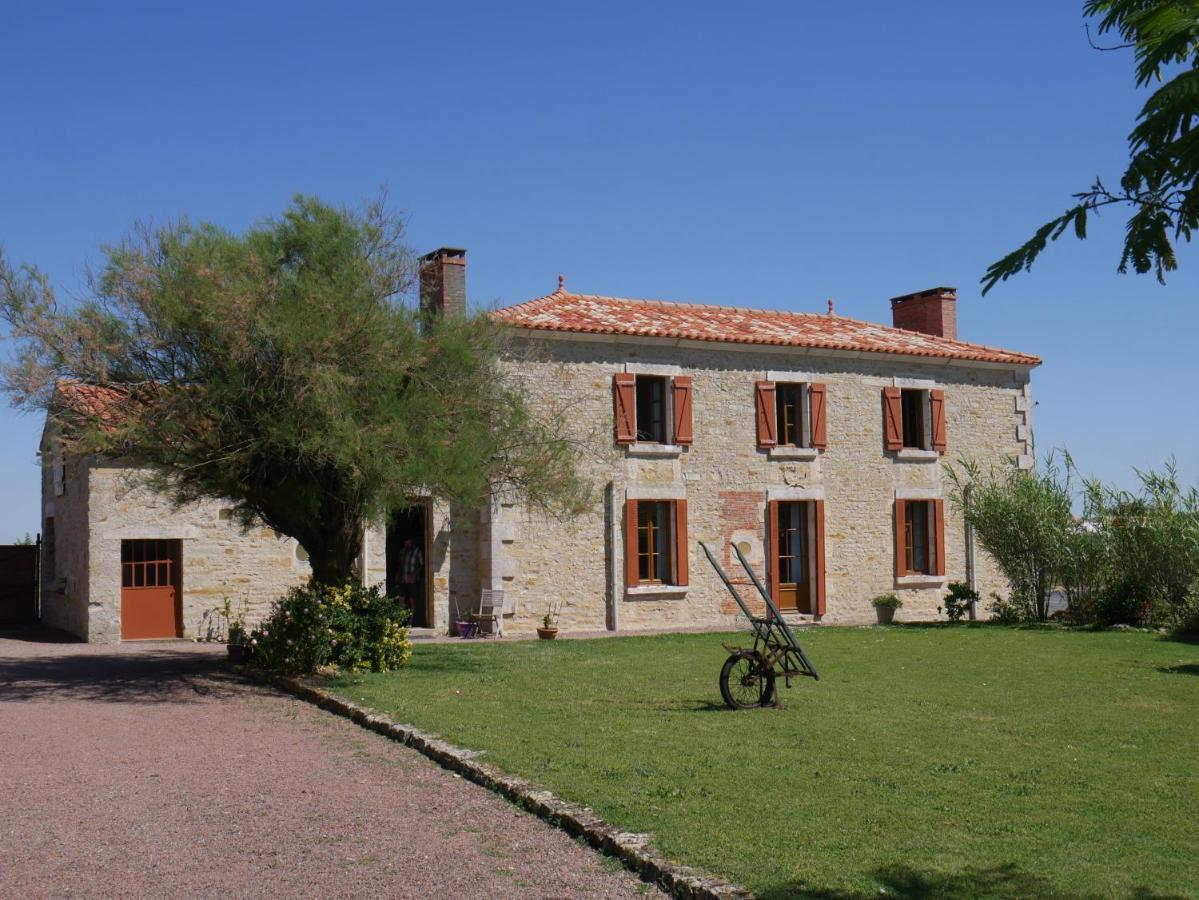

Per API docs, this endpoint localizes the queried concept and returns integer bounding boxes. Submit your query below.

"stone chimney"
[419,247,467,323]
[890,286,957,340]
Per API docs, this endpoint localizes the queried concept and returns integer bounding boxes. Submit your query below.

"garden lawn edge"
[244,667,753,900]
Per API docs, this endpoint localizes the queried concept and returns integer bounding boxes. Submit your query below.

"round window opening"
[295,543,309,562]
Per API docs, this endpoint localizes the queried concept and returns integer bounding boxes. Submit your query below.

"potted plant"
[226,619,253,663]
[217,598,253,663]
[871,592,902,625]
[537,603,560,639]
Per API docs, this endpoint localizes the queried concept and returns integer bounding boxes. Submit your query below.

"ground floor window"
[895,499,945,577]
[625,498,688,588]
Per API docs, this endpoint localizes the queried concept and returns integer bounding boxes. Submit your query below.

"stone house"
[39,248,1039,642]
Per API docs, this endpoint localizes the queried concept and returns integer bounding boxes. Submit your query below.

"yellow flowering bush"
[248,582,411,676]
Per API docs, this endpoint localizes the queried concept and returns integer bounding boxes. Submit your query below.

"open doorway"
[386,503,430,628]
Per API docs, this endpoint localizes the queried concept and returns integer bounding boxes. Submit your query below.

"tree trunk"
[303,515,363,587]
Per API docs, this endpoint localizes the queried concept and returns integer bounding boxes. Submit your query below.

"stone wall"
[46,331,1033,642]
[38,429,90,638]
[487,335,1032,633]
[81,465,312,643]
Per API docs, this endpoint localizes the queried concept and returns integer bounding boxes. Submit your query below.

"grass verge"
[322,626,1198,899]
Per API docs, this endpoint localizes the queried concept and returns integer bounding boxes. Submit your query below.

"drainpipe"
[606,481,619,631]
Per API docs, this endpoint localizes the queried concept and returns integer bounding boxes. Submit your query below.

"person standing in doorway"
[399,537,424,613]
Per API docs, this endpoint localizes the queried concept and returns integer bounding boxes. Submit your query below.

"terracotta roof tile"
[494,289,1041,367]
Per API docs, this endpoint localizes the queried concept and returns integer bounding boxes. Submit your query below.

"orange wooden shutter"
[673,499,689,586]
[893,499,907,577]
[813,499,827,615]
[625,499,639,587]
[766,499,780,603]
[809,383,827,450]
[756,381,777,449]
[613,374,636,445]
[930,389,947,453]
[933,499,946,576]
[672,376,694,446]
[882,387,903,451]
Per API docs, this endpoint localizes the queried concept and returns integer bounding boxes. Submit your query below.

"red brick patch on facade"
[717,490,767,617]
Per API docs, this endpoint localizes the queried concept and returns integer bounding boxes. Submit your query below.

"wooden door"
[774,502,809,613]
[120,539,182,639]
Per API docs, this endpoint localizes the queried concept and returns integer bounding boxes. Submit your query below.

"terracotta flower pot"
[227,643,253,664]
[536,627,559,640]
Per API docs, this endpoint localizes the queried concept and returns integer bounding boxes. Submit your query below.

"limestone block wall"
[38,432,91,639]
[489,335,1032,633]
[84,465,311,643]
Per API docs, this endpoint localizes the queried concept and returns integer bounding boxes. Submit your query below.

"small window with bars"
[120,539,180,589]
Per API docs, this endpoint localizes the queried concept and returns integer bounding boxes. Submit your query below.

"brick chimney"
[419,247,467,323]
[890,286,957,340]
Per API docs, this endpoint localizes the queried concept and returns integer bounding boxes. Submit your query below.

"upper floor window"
[883,387,946,454]
[635,376,668,444]
[613,373,693,447]
[901,389,926,449]
[776,383,805,447]
[755,381,827,451]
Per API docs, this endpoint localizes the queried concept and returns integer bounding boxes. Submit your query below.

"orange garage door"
[120,539,182,640]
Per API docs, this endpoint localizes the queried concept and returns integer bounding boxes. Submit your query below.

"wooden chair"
[471,589,504,637]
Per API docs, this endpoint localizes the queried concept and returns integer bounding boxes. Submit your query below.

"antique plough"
[699,541,819,709]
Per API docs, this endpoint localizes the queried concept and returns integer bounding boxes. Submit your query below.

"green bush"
[988,591,1036,625]
[871,592,902,609]
[1082,462,1199,629]
[1172,580,1199,637]
[1094,579,1151,627]
[248,582,411,676]
[942,581,979,622]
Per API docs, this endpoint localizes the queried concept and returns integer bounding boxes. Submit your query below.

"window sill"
[625,585,688,600]
[768,446,818,461]
[895,448,940,462]
[626,443,683,458]
[895,575,947,588]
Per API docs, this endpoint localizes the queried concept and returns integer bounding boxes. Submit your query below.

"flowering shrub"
[248,583,411,676]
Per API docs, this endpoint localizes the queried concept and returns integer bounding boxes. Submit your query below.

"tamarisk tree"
[984,1,1199,293]
[1,195,588,585]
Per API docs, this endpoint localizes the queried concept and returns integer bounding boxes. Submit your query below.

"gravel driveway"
[0,629,658,899]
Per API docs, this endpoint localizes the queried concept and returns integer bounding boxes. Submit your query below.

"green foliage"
[1080,460,1199,629]
[942,581,979,622]
[948,454,1076,621]
[249,582,411,676]
[13,533,35,546]
[986,591,1035,625]
[871,592,902,609]
[1095,578,1153,627]
[953,452,1199,629]
[0,195,588,584]
[983,1,1199,293]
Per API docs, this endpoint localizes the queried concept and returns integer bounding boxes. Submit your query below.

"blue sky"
[1,1,1196,541]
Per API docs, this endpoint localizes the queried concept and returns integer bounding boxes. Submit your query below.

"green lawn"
[322,626,1198,899]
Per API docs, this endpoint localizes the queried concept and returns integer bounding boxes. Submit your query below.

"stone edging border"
[251,670,753,900]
